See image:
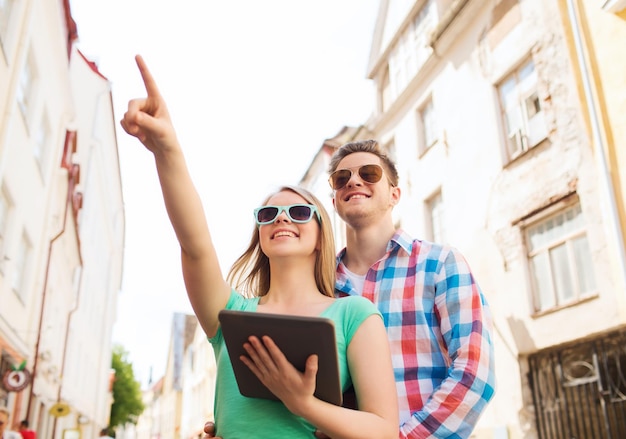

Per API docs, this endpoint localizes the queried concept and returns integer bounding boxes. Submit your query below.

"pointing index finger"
[135,54,162,99]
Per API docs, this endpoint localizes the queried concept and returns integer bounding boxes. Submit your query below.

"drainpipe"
[26,181,69,422]
[566,0,626,286]
[51,258,83,439]
[26,131,77,422]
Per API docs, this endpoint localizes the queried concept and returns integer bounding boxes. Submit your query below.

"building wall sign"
[1,361,32,392]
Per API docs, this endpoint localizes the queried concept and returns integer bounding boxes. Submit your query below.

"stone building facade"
[301,0,626,437]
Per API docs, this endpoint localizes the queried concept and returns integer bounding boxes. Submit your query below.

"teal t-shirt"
[208,290,381,439]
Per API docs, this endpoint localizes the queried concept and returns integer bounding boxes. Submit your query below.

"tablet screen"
[218,309,343,406]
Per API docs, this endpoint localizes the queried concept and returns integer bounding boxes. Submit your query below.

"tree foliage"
[109,344,145,427]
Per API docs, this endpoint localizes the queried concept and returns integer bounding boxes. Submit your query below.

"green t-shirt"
[208,290,381,439]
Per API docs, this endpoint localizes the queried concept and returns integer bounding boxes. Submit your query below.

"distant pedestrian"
[17,420,35,439]
[0,406,20,439]
[98,428,114,439]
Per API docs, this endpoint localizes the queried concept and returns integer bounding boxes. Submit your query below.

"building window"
[526,202,596,313]
[498,58,547,161]
[12,230,32,300]
[384,0,435,108]
[390,44,407,99]
[34,110,51,178]
[189,346,195,372]
[0,0,15,50]
[16,50,37,127]
[412,0,435,64]
[381,67,392,113]
[0,188,12,274]
[0,189,8,239]
[417,97,437,154]
[426,190,445,243]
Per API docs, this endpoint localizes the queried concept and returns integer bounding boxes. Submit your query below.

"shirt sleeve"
[401,247,496,439]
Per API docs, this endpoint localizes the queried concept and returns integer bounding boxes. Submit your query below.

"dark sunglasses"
[254,204,320,225]
[328,164,385,190]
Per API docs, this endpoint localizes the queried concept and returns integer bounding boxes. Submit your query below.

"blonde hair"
[227,185,336,298]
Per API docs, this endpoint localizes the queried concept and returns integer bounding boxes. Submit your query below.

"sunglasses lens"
[359,165,383,183]
[257,207,279,223]
[288,205,313,221]
[330,165,384,189]
[330,170,352,190]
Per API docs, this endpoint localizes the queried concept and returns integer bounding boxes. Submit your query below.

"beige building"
[134,313,217,439]
[180,318,217,439]
[302,0,626,438]
[558,0,626,310]
[0,0,124,438]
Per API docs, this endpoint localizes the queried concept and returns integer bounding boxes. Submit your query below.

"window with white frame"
[526,202,596,313]
[0,0,15,49]
[413,0,435,66]
[34,110,51,177]
[426,190,446,243]
[498,58,547,161]
[0,187,12,274]
[390,43,408,98]
[16,50,37,126]
[385,0,436,107]
[188,345,195,372]
[417,97,437,154]
[12,230,32,300]
[381,67,393,113]
[0,190,8,238]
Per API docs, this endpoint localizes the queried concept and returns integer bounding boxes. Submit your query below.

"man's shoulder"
[5,430,22,439]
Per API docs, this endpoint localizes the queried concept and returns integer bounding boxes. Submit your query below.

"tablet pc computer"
[218,309,342,406]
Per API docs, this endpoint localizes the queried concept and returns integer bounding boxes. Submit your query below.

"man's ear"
[390,186,401,207]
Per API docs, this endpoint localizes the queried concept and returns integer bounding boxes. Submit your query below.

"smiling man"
[324,139,495,438]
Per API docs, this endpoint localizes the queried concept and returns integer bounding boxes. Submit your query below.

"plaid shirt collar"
[336,228,413,265]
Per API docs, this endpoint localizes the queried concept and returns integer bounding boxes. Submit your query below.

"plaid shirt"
[335,230,495,438]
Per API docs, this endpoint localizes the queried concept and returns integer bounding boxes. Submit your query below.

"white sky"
[69,0,379,387]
